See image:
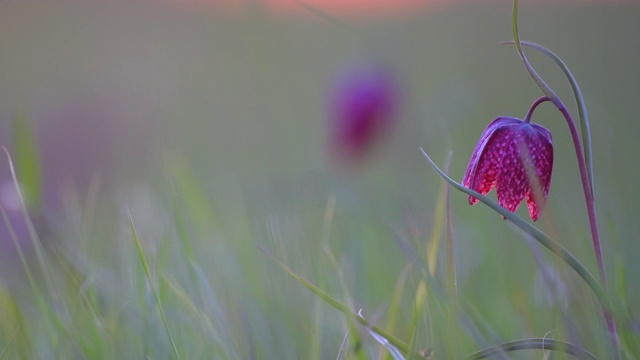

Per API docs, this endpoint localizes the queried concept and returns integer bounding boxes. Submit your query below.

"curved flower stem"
[511,1,618,356]
[523,96,550,124]
[420,148,608,307]
[556,106,605,283]
[500,40,595,196]
[512,2,606,287]
[420,147,617,358]
[558,105,619,356]
[523,96,605,285]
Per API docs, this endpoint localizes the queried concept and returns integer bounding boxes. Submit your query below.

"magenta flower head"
[462,116,553,221]
[327,63,399,164]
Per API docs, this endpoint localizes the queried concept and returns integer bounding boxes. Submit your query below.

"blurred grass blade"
[466,338,598,359]
[419,148,610,313]
[0,206,56,341]
[383,264,410,350]
[358,310,406,360]
[322,245,366,360]
[0,326,20,359]
[336,328,350,360]
[407,280,427,358]
[2,147,60,320]
[12,110,42,209]
[443,150,457,301]
[501,40,594,197]
[128,210,181,359]
[389,226,428,277]
[427,165,446,276]
[257,245,409,355]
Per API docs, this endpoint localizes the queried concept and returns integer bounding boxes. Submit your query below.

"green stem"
[510,1,618,357]
[500,40,594,196]
[419,148,611,320]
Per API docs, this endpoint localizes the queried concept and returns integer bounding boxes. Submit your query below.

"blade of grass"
[310,294,325,360]
[318,194,364,359]
[2,147,57,306]
[2,147,62,348]
[257,245,409,355]
[0,326,20,359]
[443,151,457,302]
[322,245,366,360]
[419,148,610,317]
[466,338,598,360]
[407,280,427,358]
[128,209,180,359]
[426,153,449,276]
[380,264,411,360]
[336,328,350,360]
[358,310,406,360]
[1,206,53,324]
[12,110,42,209]
[513,1,616,353]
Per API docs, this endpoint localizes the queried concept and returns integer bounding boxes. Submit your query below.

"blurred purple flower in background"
[37,93,155,199]
[327,63,400,165]
[462,116,554,221]
[0,91,158,281]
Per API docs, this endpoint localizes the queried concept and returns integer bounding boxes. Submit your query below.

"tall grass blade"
[257,245,409,355]
[11,110,42,209]
[466,338,598,359]
[358,310,406,360]
[0,326,20,359]
[419,148,610,317]
[128,210,181,359]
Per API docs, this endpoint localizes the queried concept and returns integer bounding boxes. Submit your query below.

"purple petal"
[523,124,554,221]
[463,117,521,205]
[495,130,528,213]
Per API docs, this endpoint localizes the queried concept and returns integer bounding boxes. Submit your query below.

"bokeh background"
[0,0,638,358]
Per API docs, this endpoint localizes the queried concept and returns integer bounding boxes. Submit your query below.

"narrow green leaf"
[419,148,610,314]
[358,310,406,360]
[257,245,409,355]
[129,210,181,359]
[12,110,42,209]
[0,326,20,359]
[406,281,427,359]
[466,338,598,360]
[385,265,411,343]
[2,147,60,340]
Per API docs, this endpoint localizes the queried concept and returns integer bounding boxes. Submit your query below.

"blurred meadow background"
[0,0,639,358]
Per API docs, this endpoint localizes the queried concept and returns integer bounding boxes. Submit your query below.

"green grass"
[1,153,638,359]
[1,2,640,359]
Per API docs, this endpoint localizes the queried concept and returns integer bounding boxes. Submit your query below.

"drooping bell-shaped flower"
[462,116,553,221]
[327,64,399,163]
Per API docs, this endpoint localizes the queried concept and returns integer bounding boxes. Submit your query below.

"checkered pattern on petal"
[463,117,521,205]
[462,116,554,221]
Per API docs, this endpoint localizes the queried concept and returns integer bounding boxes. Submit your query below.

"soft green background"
[0,1,638,358]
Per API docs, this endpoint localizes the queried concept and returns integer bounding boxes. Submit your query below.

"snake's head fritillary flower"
[462,116,553,221]
[327,64,399,164]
